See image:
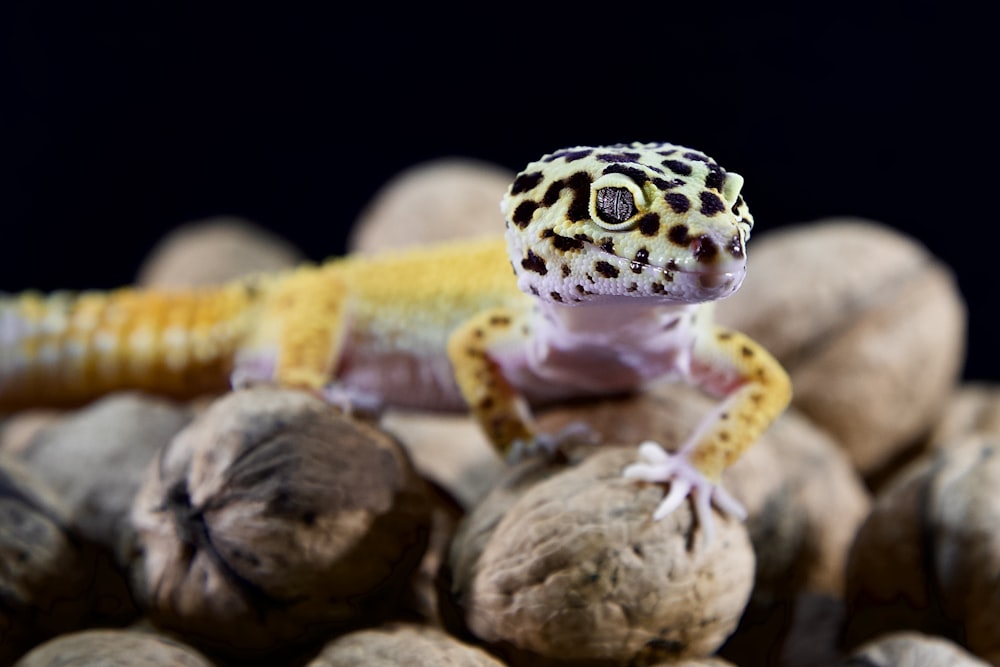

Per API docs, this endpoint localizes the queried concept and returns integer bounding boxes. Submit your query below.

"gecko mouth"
[603,247,746,301]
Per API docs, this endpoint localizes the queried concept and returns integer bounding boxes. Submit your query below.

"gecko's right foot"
[623,440,746,544]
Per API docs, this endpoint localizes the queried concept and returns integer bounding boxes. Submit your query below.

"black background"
[2,4,996,379]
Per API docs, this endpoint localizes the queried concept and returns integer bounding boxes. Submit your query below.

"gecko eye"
[589,173,646,231]
[595,187,636,224]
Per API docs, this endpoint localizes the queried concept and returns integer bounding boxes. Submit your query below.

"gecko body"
[0,142,791,534]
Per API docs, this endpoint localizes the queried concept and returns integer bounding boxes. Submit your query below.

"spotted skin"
[0,142,790,536]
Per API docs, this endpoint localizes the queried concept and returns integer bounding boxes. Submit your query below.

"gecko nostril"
[692,235,719,263]
[727,234,744,259]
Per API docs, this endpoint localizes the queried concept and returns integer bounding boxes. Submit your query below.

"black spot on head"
[596,151,641,163]
[704,165,726,192]
[631,248,649,274]
[693,235,719,262]
[664,193,691,214]
[600,238,615,254]
[699,191,726,216]
[662,159,692,176]
[551,234,584,252]
[652,177,684,191]
[543,180,564,206]
[594,260,619,279]
[602,163,648,185]
[550,291,564,302]
[521,250,548,274]
[561,264,571,277]
[683,151,709,162]
[546,148,593,162]
[657,148,678,157]
[668,224,690,245]
[512,201,539,228]
[627,282,638,292]
[566,172,592,221]
[638,213,660,236]
[511,171,544,195]
[651,282,666,294]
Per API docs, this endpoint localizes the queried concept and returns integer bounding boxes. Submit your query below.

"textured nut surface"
[349,158,513,253]
[126,387,430,656]
[843,631,991,667]
[13,628,217,667]
[716,219,966,474]
[16,392,191,550]
[844,436,1000,664]
[305,623,505,667]
[0,457,135,664]
[447,446,755,664]
[137,216,304,287]
[537,382,869,598]
[926,383,1000,451]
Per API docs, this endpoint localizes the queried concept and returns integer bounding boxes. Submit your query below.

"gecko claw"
[624,440,746,542]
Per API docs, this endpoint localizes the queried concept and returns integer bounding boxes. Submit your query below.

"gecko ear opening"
[589,173,647,231]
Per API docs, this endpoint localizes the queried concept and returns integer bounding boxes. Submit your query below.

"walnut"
[443,445,755,665]
[716,218,966,476]
[844,436,1000,664]
[843,631,991,666]
[926,383,1000,451]
[349,158,514,253]
[136,216,304,288]
[13,628,217,667]
[14,392,191,551]
[124,387,431,658]
[0,457,135,664]
[305,623,506,666]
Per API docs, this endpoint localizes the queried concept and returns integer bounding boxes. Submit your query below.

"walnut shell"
[305,623,506,667]
[125,387,431,657]
[348,158,513,253]
[843,631,991,666]
[536,382,870,599]
[444,446,756,665]
[926,382,1000,451]
[136,216,303,288]
[13,628,217,667]
[844,436,1000,663]
[0,457,135,664]
[15,392,191,551]
[716,218,966,475]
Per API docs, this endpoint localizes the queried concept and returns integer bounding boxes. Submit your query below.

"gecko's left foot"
[623,441,746,542]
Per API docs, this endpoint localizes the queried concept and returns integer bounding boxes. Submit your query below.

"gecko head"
[502,142,753,306]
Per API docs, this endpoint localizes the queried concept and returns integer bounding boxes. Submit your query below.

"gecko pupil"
[595,187,636,224]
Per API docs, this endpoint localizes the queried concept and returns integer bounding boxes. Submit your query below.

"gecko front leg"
[624,324,792,540]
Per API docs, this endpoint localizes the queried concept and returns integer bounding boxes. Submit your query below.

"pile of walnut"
[1,157,995,667]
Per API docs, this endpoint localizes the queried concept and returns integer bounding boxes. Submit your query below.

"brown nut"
[0,457,135,664]
[349,159,513,253]
[716,218,966,475]
[13,628,217,667]
[136,216,304,288]
[926,382,1000,451]
[537,382,870,599]
[15,392,191,552]
[125,387,431,658]
[842,631,991,667]
[305,623,506,667]
[444,446,755,665]
[844,436,1000,664]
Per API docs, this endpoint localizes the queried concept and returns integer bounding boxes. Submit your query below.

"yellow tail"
[0,282,258,410]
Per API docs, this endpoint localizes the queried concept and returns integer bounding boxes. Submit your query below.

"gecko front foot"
[623,441,746,542]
